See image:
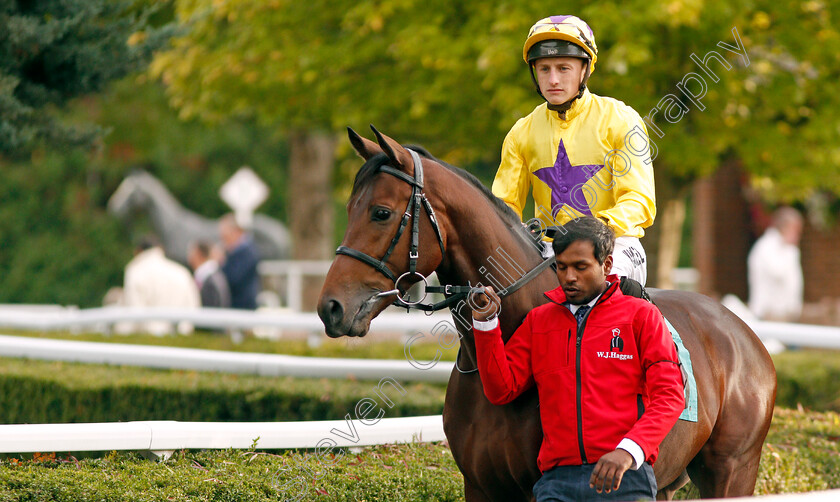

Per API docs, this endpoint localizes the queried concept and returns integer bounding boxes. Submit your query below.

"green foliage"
[773,349,840,412]
[153,0,840,200]
[0,357,446,424]
[0,409,838,500]
[0,76,290,307]
[87,77,291,224]
[151,0,509,167]
[0,0,173,156]
[0,444,464,502]
[8,334,840,413]
[675,408,840,498]
[0,150,131,306]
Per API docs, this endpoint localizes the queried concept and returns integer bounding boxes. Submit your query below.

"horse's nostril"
[328,299,344,321]
[318,298,345,328]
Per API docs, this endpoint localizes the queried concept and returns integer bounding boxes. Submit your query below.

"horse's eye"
[371,207,392,222]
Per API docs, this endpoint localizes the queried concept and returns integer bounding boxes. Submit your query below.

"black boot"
[619,276,651,302]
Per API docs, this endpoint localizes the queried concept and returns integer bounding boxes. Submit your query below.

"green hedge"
[772,350,840,412]
[0,346,838,426]
[0,443,464,502]
[0,358,445,424]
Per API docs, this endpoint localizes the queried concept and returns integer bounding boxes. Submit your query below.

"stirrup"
[619,276,651,302]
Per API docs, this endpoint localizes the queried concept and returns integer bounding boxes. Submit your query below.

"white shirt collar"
[565,282,610,314]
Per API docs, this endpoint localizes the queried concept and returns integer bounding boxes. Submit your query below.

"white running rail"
[0,415,446,455]
[0,334,454,383]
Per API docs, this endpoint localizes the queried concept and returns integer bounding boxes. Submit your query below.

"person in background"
[188,240,232,308]
[121,235,200,335]
[218,214,260,310]
[747,207,804,322]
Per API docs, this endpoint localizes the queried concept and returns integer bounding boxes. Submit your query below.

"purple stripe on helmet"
[545,15,595,38]
[548,15,572,23]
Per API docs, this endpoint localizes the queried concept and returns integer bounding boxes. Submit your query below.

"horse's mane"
[351,147,521,227]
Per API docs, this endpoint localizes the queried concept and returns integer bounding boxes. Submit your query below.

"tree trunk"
[288,130,336,310]
[655,198,686,289]
[691,159,752,300]
[642,166,688,289]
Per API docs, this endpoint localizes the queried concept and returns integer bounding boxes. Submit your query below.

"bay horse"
[317,127,776,500]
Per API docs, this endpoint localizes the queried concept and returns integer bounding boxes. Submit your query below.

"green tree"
[151,0,515,261]
[0,0,171,156]
[152,0,840,284]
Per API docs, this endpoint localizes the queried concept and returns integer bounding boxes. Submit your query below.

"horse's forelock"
[350,153,392,198]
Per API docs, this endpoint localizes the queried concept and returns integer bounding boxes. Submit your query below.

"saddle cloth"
[664,317,698,422]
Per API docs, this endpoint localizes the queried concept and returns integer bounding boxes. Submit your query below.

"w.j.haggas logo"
[597,328,634,361]
[610,328,624,353]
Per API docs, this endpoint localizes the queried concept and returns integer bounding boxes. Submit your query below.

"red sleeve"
[473,314,536,405]
[624,305,685,461]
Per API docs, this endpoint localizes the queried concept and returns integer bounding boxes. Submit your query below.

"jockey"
[492,15,656,286]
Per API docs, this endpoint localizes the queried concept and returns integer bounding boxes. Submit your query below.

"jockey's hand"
[470,286,501,322]
[589,449,634,494]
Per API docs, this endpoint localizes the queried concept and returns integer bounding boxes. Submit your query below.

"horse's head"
[317,126,447,338]
[107,171,154,219]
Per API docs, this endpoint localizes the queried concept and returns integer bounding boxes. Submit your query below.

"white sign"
[219,166,269,228]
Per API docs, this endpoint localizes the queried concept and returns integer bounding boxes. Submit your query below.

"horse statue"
[317,127,776,500]
[107,170,291,264]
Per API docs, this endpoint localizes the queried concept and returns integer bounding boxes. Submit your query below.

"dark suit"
[200,269,232,308]
[222,237,260,309]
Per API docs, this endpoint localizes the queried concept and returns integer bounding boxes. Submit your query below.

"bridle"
[335,148,555,373]
[336,149,473,312]
[336,148,555,313]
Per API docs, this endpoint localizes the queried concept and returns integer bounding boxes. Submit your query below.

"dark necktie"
[574,305,590,327]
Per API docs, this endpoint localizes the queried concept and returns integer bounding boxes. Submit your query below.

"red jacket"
[474,279,684,472]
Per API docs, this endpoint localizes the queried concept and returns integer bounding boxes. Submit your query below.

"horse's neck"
[139,178,190,234]
[436,197,555,368]
[437,225,539,294]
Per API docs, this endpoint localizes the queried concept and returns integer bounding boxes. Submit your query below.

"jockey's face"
[555,240,612,305]
[534,57,586,106]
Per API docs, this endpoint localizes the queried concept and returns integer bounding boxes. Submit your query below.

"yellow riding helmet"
[523,15,598,72]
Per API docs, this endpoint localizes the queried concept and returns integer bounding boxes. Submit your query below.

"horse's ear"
[347,127,382,160]
[370,125,414,172]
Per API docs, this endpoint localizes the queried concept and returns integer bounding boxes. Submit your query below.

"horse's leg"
[690,339,774,497]
[464,478,494,502]
[687,443,764,498]
[686,392,771,498]
[656,470,691,500]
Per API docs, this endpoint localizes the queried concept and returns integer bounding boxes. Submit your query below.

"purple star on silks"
[533,139,604,216]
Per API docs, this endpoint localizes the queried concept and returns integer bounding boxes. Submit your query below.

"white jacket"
[747,228,803,321]
[120,247,200,335]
